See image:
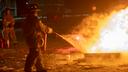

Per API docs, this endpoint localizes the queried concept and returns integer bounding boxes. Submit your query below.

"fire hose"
[43,31,66,51]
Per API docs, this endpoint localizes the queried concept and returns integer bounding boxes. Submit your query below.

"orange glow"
[89,7,128,53]
[62,6,128,53]
[92,6,96,11]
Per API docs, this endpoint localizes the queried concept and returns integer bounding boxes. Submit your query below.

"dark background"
[1,0,128,34]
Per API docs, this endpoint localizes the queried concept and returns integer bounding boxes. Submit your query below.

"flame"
[89,7,128,53]
[62,6,128,53]
[62,13,110,53]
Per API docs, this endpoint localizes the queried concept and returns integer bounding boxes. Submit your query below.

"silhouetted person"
[22,4,53,72]
[2,8,17,48]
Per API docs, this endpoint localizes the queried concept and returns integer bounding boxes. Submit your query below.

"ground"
[1,30,128,72]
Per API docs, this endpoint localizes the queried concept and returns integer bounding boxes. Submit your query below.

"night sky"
[15,0,124,16]
[65,0,122,13]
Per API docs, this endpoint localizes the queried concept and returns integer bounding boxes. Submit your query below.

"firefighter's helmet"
[28,4,40,12]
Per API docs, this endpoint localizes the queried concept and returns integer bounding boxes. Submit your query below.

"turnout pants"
[24,36,46,72]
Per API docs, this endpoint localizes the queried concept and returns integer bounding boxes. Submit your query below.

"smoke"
[61,5,128,53]
[57,5,128,64]
[61,13,111,53]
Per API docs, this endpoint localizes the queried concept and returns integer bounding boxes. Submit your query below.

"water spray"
[53,32,67,40]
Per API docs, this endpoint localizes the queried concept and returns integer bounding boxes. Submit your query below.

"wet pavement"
[0,30,128,72]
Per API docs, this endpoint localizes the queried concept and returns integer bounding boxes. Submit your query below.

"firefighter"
[2,8,17,48]
[22,4,53,72]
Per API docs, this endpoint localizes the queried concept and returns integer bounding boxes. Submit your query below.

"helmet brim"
[31,9,40,12]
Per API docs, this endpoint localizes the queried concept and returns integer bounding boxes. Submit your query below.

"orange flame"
[62,6,128,53]
[89,7,128,53]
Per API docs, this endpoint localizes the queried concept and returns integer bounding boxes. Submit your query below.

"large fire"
[61,7,128,53]
[89,7,128,53]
